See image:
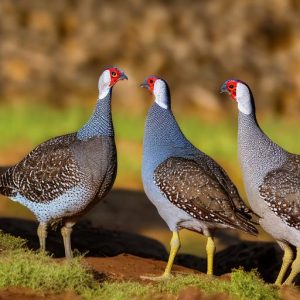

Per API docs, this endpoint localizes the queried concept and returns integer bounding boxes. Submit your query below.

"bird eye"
[149,79,154,84]
[229,84,234,89]
[111,71,117,78]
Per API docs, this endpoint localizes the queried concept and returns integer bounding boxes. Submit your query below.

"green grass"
[0,231,280,300]
[0,231,99,296]
[0,230,26,251]
[83,273,279,300]
[155,270,279,300]
[0,104,89,148]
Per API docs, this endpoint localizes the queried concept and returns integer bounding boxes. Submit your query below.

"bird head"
[140,76,158,93]
[140,76,170,109]
[220,79,253,115]
[98,66,128,99]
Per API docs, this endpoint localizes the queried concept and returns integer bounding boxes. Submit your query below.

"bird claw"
[140,273,173,281]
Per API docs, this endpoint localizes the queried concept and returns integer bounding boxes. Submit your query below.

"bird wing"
[153,156,243,227]
[259,154,300,230]
[199,155,255,219]
[0,133,83,203]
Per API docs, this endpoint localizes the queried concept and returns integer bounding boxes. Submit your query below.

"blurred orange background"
[1,0,300,116]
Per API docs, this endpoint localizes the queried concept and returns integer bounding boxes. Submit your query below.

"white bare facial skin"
[98,70,111,99]
[236,82,252,115]
[153,79,169,109]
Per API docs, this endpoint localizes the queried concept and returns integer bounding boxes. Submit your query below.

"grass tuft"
[154,270,279,299]
[85,270,279,300]
[0,230,27,251]
[229,268,279,300]
[82,281,151,300]
[0,231,99,298]
[0,249,96,293]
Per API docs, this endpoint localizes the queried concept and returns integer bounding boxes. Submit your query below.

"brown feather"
[0,133,83,203]
[154,157,257,234]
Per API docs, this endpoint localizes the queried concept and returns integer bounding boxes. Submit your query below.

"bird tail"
[0,166,9,176]
[234,214,258,236]
[0,167,16,197]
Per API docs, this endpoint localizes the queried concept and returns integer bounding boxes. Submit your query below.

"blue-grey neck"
[143,103,193,169]
[77,91,114,140]
[238,110,286,187]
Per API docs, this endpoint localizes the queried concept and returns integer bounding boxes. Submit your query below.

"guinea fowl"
[141,76,257,280]
[0,67,127,259]
[221,79,300,285]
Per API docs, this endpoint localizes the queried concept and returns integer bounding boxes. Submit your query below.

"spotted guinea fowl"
[141,76,257,280]
[221,79,300,285]
[0,67,127,259]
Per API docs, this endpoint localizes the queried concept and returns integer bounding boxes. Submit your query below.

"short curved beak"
[120,73,128,80]
[220,82,228,94]
[140,80,149,90]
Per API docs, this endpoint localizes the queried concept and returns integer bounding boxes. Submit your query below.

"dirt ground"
[0,288,81,300]
[84,253,199,282]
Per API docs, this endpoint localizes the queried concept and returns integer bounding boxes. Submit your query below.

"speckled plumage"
[140,77,257,279]
[0,134,81,203]
[237,111,300,231]
[226,79,300,284]
[238,111,300,234]
[0,67,126,259]
[259,155,300,230]
[0,92,117,225]
[154,157,256,234]
[142,91,256,236]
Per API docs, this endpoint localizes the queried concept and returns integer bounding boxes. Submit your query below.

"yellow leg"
[274,241,293,286]
[61,222,75,260]
[284,247,300,285]
[141,231,180,281]
[206,236,215,276]
[37,223,47,252]
[162,231,181,277]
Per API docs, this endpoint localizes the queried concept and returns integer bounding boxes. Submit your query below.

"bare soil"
[0,288,81,300]
[84,253,199,282]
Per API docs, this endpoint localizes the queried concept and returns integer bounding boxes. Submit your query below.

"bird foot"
[274,280,282,287]
[140,273,173,281]
[282,280,294,286]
